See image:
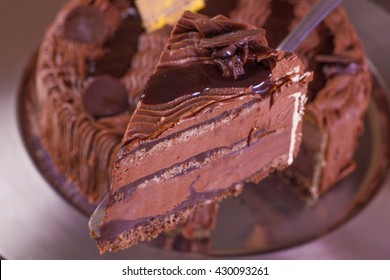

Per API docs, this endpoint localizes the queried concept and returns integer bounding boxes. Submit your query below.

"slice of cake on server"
[90,11,312,253]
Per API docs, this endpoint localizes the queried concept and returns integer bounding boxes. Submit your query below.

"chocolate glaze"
[142,12,273,105]
[142,62,272,105]
[64,5,107,45]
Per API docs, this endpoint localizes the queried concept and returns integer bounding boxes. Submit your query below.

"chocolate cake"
[28,0,248,246]
[32,0,249,209]
[35,0,144,205]
[91,11,311,253]
[24,0,371,253]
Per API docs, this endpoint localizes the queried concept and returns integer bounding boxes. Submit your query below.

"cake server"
[277,0,343,52]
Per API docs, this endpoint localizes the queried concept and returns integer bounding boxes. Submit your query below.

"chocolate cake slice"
[90,11,311,253]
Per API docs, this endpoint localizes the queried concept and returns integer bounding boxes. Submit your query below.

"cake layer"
[91,11,311,253]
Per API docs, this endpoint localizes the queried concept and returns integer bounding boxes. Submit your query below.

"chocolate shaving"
[315,54,358,65]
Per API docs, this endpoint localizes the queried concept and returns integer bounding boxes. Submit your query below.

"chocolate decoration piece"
[200,0,238,17]
[91,11,311,254]
[31,0,371,253]
[87,12,143,78]
[83,76,129,119]
[64,5,107,45]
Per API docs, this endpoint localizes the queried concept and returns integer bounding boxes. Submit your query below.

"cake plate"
[1,0,390,259]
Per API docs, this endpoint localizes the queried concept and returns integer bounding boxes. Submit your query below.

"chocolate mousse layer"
[91,11,311,253]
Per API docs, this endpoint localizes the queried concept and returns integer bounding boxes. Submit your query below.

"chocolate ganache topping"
[142,12,273,105]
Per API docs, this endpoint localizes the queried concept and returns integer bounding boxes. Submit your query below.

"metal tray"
[1,0,390,259]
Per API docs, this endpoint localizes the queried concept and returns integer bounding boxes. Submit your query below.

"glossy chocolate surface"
[142,62,272,105]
